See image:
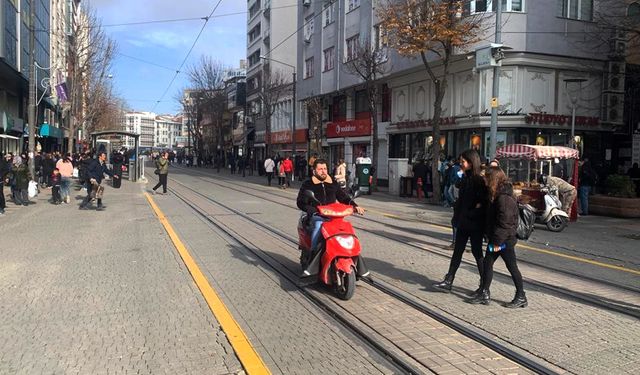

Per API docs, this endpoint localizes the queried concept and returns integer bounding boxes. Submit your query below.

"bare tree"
[257,69,291,156]
[344,37,390,189]
[185,56,227,166]
[303,97,324,156]
[379,0,487,203]
[85,87,127,134]
[67,8,117,153]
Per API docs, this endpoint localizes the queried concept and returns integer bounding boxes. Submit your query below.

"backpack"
[516,203,535,240]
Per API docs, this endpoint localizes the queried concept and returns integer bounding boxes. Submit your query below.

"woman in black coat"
[468,166,526,308]
[433,149,487,293]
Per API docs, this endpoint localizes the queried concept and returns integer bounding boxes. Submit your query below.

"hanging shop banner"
[326,119,372,138]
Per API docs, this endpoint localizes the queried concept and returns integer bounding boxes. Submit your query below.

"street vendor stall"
[496,144,580,221]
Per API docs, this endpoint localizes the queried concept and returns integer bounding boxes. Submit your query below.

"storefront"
[39,123,63,153]
[325,118,372,170]
[268,128,308,158]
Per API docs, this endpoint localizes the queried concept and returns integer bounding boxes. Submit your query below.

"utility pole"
[292,71,297,157]
[27,0,37,177]
[489,1,503,161]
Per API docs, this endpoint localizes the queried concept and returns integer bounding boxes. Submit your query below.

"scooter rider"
[297,159,365,262]
[538,174,576,216]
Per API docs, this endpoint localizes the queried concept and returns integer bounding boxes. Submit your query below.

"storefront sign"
[391,117,457,131]
[326,119,371,138]
[268,129,308,144]
[525,113,599,127]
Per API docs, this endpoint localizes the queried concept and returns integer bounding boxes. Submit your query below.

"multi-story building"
[246,0,300,161]
[154,114,180,149]
[224,66,247,157]
[298,0,629,185]
[0,0,53,154]
[122,111,155,150]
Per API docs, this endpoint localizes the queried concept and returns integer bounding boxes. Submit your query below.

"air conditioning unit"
[302,0,311,6]
[603,61,625,92]
[601,92,624,125]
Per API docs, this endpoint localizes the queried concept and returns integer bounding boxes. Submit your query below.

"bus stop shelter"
[90,130,141,182]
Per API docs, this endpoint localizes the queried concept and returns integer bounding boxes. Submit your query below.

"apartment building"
[297,0,631,184]
[122,112,155,150]
[246,0,299,161]
[155,115,180,149]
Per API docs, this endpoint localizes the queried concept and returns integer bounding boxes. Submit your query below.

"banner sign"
[525,113,599,127]
[326,119,371,138]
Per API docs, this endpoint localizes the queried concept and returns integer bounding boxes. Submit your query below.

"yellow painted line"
[144,192,271,375]
[517,243,640,276]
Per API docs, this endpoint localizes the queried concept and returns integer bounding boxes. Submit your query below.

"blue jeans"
[310,214,329,252]
[60,177,71,200]
[579,185,591,215]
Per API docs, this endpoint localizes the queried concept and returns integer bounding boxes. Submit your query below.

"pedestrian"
[578,158,597,215]
[412,159,428,198]
[111,150,125,189]
[468,166,527,308]
[0,153,12,215]
[282,155,294,188]
[334,158,348,190]
[628,162,640,197]
[79,152,118,211]
[56,154,74,203]
[264,155,275,186]
[42,153,55,187]
[152,152,169,195]
[433,149,487,294]
[277,159,286,188]
[9,156,31,206]
[51,168,62,205]
[541,175,576,216]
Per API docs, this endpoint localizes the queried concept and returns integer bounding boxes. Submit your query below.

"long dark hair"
[485,166,510,202]
[460,149,482,177]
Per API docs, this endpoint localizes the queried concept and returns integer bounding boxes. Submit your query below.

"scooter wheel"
[335,267,357,300]
[546,216,568,232]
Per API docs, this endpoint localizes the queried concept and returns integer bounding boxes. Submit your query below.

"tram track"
[161,166,640,319]
[147,171,562,374]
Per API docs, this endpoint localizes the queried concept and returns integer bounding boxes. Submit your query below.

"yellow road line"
[144,193,271,375]
[517,243,640,276]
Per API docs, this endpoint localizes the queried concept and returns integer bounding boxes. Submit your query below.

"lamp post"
[259,56,296,156]
[563,78,587,149]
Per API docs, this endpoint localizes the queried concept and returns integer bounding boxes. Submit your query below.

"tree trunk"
[369,87,379,190]
[431,82,444,204]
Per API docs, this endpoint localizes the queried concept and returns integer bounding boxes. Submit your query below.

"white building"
[122,112,155,149]
[154,114,181,149]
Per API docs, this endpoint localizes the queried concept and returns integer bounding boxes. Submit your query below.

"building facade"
[154,115,180,149]
[297,0,628,185]
[122,111,155,150]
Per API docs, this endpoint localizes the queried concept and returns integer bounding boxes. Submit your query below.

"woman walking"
[468,166,527,308]
[56,154,74,203]
[152,152,169,194]
[334,158,347,190]
[433,149,487,293]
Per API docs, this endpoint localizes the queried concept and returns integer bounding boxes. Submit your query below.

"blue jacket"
[86,159,113,184]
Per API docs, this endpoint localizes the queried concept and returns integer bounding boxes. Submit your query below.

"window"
[355,90,369,118]
[248,50,261,67]
[347,0,360,12]
[248,24,261,43]
[373,24,388,50]
[467,0,524,13]
[346,35,359,62]
[323,47,335,72]
[324,2,336,27]
[249,0,261,18]
[305,57,314,79]
[304,15,314,41]
[628,2,640,24]
[558,0,592,21]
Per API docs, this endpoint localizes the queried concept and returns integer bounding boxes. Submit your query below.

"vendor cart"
[495,144,580,222]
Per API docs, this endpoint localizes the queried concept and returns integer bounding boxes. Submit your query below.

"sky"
[87,0,248,115]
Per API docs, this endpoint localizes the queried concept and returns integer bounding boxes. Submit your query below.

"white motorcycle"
[537,186,569,232]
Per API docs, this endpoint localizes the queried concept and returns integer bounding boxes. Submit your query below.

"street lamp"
[563,78,587,149]
[259,55,297,157]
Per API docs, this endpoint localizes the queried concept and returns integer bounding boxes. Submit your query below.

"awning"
[0,134,20,140]
[495,144,579,160]
[39,123,63,138]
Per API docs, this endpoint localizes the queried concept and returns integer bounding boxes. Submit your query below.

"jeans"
[482,244,524,294]
[310,214,329,252]
[266,172,273,186]
[60,177,71,200]
[579,185,591,215]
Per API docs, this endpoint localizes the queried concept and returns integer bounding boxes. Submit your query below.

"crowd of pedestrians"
[0,149,122,215]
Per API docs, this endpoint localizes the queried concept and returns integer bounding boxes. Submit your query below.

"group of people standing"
[433,149,527,308]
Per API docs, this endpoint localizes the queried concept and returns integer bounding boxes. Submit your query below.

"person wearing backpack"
[468,166,526,308]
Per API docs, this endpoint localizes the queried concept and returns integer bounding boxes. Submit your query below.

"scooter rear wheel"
[335,267,356,300]
[546,216,568,232]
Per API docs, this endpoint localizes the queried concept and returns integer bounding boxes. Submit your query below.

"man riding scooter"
[296,159,365,267]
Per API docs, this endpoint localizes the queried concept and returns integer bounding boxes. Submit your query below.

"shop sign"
[525,113,599,127]
[391,117,457,130]
[326,119,371,138]
[269,129,308,144]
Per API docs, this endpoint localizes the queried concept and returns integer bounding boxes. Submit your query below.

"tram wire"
[147,171,564,374]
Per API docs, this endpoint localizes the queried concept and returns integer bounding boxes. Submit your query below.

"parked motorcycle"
[537,186,569,232]
[297,189,369,300]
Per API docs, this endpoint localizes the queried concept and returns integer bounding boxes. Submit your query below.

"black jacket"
[452,172,487,232]
[86,159,113,184]
[297,175,356,216]
[485,183,518,246]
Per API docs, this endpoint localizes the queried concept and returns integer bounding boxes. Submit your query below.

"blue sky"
[88,0,247,115]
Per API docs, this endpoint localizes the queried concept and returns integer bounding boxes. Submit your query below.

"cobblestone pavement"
[165,167,640,374]
[0,181,242,374]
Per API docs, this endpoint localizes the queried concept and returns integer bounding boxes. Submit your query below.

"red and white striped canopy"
[495,144,579,160]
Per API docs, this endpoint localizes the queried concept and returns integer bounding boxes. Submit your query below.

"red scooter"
[297,190,369,300]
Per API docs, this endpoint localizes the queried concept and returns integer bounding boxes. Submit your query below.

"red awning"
[495,144,579,160]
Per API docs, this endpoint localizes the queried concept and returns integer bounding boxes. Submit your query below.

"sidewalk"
[0,179,242,374]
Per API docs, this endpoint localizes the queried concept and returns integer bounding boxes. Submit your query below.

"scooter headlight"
[335,235,355,249]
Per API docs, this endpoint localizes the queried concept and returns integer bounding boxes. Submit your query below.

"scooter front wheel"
[335,267,357,300]
[546,215,568,232]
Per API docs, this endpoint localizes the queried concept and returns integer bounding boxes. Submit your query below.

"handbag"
[154,169,160,175]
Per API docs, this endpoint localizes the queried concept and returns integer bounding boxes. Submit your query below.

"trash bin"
[399,176,413,197]
[355,157,372,195]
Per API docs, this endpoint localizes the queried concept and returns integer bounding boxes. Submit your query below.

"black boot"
[505,292,527,308]
[432,274,454,292]
[467,289,490,305]
[468,286,483,297]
